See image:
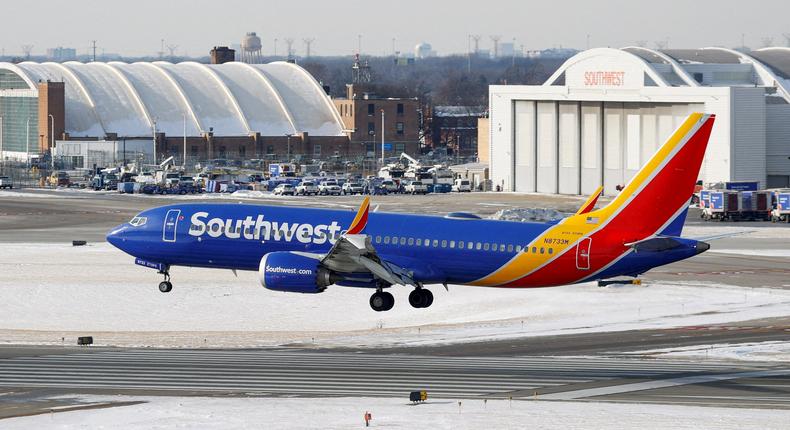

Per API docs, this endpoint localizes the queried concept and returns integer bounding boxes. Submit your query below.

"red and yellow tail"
[347,196,370,234]
[473,112,715,288]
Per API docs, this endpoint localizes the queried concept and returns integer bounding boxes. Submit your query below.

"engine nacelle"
[259,252,334,294]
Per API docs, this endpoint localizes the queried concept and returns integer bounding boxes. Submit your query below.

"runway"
[1,346,789,418]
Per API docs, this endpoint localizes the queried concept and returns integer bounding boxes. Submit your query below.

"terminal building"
[0,61,349,167]
[488,47,790,195]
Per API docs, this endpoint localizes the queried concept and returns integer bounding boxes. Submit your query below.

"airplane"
[107,112,716,312]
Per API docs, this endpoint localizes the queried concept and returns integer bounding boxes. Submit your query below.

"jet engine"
[258,252,335,294]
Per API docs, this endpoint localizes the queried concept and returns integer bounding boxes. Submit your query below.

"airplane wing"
[293,197,417,287]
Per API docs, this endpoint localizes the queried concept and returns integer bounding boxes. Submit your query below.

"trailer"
[703,190,740,221]
[739,190,772,221]
[772,192,790,223]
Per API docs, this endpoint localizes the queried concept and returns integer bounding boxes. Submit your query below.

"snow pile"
[630,341,790,362]
[3,395,789,430]
[1,242,790,348]
[489,208,567,222]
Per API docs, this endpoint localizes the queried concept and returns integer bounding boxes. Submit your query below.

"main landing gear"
[370,289,394,312]
[158,269,173,293]
[408,288,433,309]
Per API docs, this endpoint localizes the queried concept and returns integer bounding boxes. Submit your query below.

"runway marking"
[538,369,790,400]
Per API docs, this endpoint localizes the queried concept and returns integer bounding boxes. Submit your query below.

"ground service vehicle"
[319,180,341,195]
[0,176,13,189]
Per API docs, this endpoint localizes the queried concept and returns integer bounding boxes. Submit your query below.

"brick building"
[333,84,420,158]
[428,105,486,158]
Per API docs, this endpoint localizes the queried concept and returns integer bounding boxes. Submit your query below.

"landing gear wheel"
[409,289,434,308]
[370,291,395,312]
[158,281,172,293]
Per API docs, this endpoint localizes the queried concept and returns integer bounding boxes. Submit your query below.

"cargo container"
[772,192,790,223]
[703,190,740,221]
[739,191,772,220]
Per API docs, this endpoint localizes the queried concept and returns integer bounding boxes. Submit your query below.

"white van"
[452,178,472,192]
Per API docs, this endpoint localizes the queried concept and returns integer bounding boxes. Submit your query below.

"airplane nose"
[106,225,127,249]
[695,241,710,255]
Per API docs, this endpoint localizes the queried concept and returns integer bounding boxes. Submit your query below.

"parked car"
[273,183,295,196]
[48,171,71,187]
[0,176,13,189]
[296,181,319,196]
[342,182,364,195]
[452,179,472,192]
[405,180,428,195]
[319,180,341,196]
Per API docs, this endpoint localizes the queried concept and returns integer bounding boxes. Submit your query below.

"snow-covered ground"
[629,341,790,362]
[2,395,789,430]
[1,242,789,348]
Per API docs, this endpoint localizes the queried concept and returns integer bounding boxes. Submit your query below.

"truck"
[771,191,790,223]
[0,176,13,189]
[404,180,428,195]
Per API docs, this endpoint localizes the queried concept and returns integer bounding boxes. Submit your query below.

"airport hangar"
[0,61,354,167]
[488,47,790,196]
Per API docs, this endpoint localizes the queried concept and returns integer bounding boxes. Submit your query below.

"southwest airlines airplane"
[107,113,716,312]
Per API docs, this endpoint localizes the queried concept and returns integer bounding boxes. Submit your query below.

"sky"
[1,0,789,58]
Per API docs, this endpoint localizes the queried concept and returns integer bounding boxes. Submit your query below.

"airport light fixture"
[26,118,30,168]
[48,114,55,170]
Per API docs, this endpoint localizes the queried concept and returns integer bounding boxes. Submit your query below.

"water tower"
[414,42,434,59]
[240,32,263,63]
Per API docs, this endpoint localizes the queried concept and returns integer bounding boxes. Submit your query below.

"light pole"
[285,133,294,162]
[26,118,30,168]
[152,119,157,165]
[48,114,55,170]
[0,115,4,166]
[380,109,385,167]
[183,113,187,169]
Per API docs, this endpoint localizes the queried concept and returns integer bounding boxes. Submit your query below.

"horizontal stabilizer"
[625,236,685,252]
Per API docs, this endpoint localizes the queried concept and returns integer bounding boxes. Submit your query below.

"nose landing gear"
[158,269,173,293]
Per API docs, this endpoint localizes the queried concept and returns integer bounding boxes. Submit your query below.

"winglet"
[575,186,603,215]
[347,196,370,234]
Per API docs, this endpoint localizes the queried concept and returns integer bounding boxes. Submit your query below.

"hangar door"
[580,102,603,195]
[536,102,558,194]
[513,101,536,192]
[558,102,580,195]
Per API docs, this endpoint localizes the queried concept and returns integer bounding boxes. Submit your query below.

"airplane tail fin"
[346,196,370,234]
[589,113,715,238]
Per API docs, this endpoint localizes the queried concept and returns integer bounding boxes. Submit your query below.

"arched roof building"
[488,47,790,194]
[0,61,344,138]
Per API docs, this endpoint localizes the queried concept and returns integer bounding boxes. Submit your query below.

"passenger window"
[483,243,490,251]
[375,236,381,243]
[408,238,414,246]
[532,246,537,253]
[449,240,455,248]
[469,242,474,250]
[499,244,505,252]
[441,240,447,248]
[400,237,406,245]
[211,223,221,233]
[416,238,422,246]
[384,236,391,244]
[476,242,482,250]
[540,247,545,254]
[458,241,464,248]
[391,236,398,244]
[432,239,438,247]
[548,248,554,254]
[507,244,514,252]
[491,242,497,250]
[515,245,522,252]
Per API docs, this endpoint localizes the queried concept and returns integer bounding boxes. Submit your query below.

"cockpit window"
[129,216,147,227]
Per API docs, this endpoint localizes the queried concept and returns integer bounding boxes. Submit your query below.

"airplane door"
[576,237,591,270]
[162,209,181,243]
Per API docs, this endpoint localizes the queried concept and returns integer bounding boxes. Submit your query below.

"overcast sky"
[2,0,788,57]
